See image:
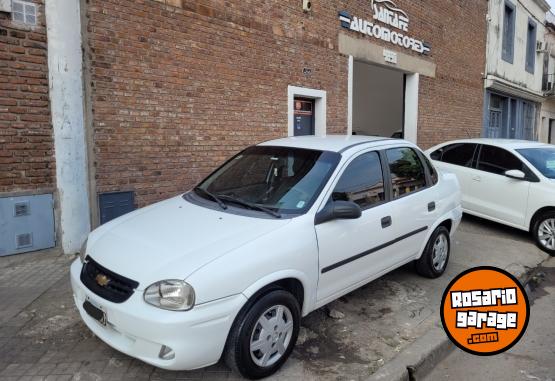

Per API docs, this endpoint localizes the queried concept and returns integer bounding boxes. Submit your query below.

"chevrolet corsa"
[71,136,462,379]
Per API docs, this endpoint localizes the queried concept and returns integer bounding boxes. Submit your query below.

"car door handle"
[381,216,392,228]
[472,176,481,182]
[428,202,436,212]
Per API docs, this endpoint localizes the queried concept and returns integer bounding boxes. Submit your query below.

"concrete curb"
[367,262,544,381]
[368,321,453,381]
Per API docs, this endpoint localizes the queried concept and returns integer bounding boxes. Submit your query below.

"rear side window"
[333,152,385,209]
[386,147,427,199]
[431,143,477,167]
[477,145,524,175]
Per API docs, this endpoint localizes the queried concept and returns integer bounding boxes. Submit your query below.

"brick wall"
[0,0,54,194]
[85,0,487,208]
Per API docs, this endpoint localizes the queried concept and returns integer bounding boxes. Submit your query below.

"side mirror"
[504,169,526,180]
[315,200,362,225]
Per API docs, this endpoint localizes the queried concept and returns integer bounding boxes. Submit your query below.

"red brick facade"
[0,0,53,194]
[84,0,487,208]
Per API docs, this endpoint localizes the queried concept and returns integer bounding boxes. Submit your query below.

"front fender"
[242,269,314,317]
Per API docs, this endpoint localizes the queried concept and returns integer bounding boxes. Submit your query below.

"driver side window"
[333,152,385,210]
[477,145,525,175]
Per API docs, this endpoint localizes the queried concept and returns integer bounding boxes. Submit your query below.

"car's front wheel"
[224,289,300,379]
[416,226,450,278]
[532,211,555,256]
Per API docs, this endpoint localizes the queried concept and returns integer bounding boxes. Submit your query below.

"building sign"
[339,0,431,55]
[383,49,398,64]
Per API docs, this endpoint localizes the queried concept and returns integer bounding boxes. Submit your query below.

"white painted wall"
[46,0,90,254]
[486,0,549,96]
[404,73,419,144]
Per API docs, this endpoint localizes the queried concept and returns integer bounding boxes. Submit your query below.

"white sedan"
[427,139,555,255]
[71,135,462,379]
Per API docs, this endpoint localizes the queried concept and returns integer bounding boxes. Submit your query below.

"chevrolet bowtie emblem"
[95,274,110,287]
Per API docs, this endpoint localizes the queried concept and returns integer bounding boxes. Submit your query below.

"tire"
[224,289,301,380]
[532,211,555,256]
[416,226,450,278]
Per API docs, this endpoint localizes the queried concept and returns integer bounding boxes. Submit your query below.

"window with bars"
[12,0,37,26]
[484,92,537,141]
[488,94,503,139]
[522,102,536,140]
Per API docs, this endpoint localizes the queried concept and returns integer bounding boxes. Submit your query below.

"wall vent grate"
[15,233,33,249]
[14,202,30,217]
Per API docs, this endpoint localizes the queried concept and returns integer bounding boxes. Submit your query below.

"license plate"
[83,299,107,326]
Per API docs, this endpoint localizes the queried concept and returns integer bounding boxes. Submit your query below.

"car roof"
[431,138,552,150]
[258,135,400,153]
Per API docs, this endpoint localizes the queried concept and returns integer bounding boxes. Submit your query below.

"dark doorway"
[293,98,315,136]
[352,61,405,138]
[550,119,555,144]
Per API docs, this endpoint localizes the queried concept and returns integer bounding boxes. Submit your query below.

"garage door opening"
[352,61,405,139]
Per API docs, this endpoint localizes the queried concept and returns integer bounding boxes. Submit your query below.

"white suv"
[71,135,462,379]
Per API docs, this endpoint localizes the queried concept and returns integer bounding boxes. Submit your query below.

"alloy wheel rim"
[250,305,294,368]
[538,218,555,250]
[432,233,449,271]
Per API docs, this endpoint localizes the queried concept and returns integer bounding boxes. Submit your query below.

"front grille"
[80,257,139,303]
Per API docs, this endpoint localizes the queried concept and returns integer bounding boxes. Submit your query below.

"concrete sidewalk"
[424,257,555,381]
[0,216,549,381]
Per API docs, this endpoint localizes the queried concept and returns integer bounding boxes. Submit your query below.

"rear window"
[431,143,477,167]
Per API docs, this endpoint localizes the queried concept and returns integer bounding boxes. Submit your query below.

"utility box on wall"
[0,194,56,256]
[99,191,135,225]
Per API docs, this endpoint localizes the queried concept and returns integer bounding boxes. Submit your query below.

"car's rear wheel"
[532,211,555,256]
[224,289,300,380]
[416,226,450,278]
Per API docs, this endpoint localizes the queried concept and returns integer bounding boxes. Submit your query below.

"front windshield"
[517,147,555,179]
[196,146,341,214]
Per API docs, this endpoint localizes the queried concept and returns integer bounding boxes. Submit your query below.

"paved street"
[424,256,555,381]
[0,216,550,381]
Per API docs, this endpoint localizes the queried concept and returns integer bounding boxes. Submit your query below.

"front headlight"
[79,238,88,264]
[144,280,195,311]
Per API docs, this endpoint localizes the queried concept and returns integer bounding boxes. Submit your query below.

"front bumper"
[70,259,247,370]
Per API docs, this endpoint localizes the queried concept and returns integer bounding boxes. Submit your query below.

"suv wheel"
[416,226,450,278]
[532,211,555,256]
[224,289,300,379]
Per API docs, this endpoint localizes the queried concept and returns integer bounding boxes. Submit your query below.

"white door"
[315,150,396,303]
[429,143,480,211]
[469,145,531,228]
[383,147,438,263]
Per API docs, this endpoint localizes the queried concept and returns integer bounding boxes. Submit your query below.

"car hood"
[86,196,291,290]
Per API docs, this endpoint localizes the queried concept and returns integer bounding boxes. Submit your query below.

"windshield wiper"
[217,195,282,218]
[193,187,228,210]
